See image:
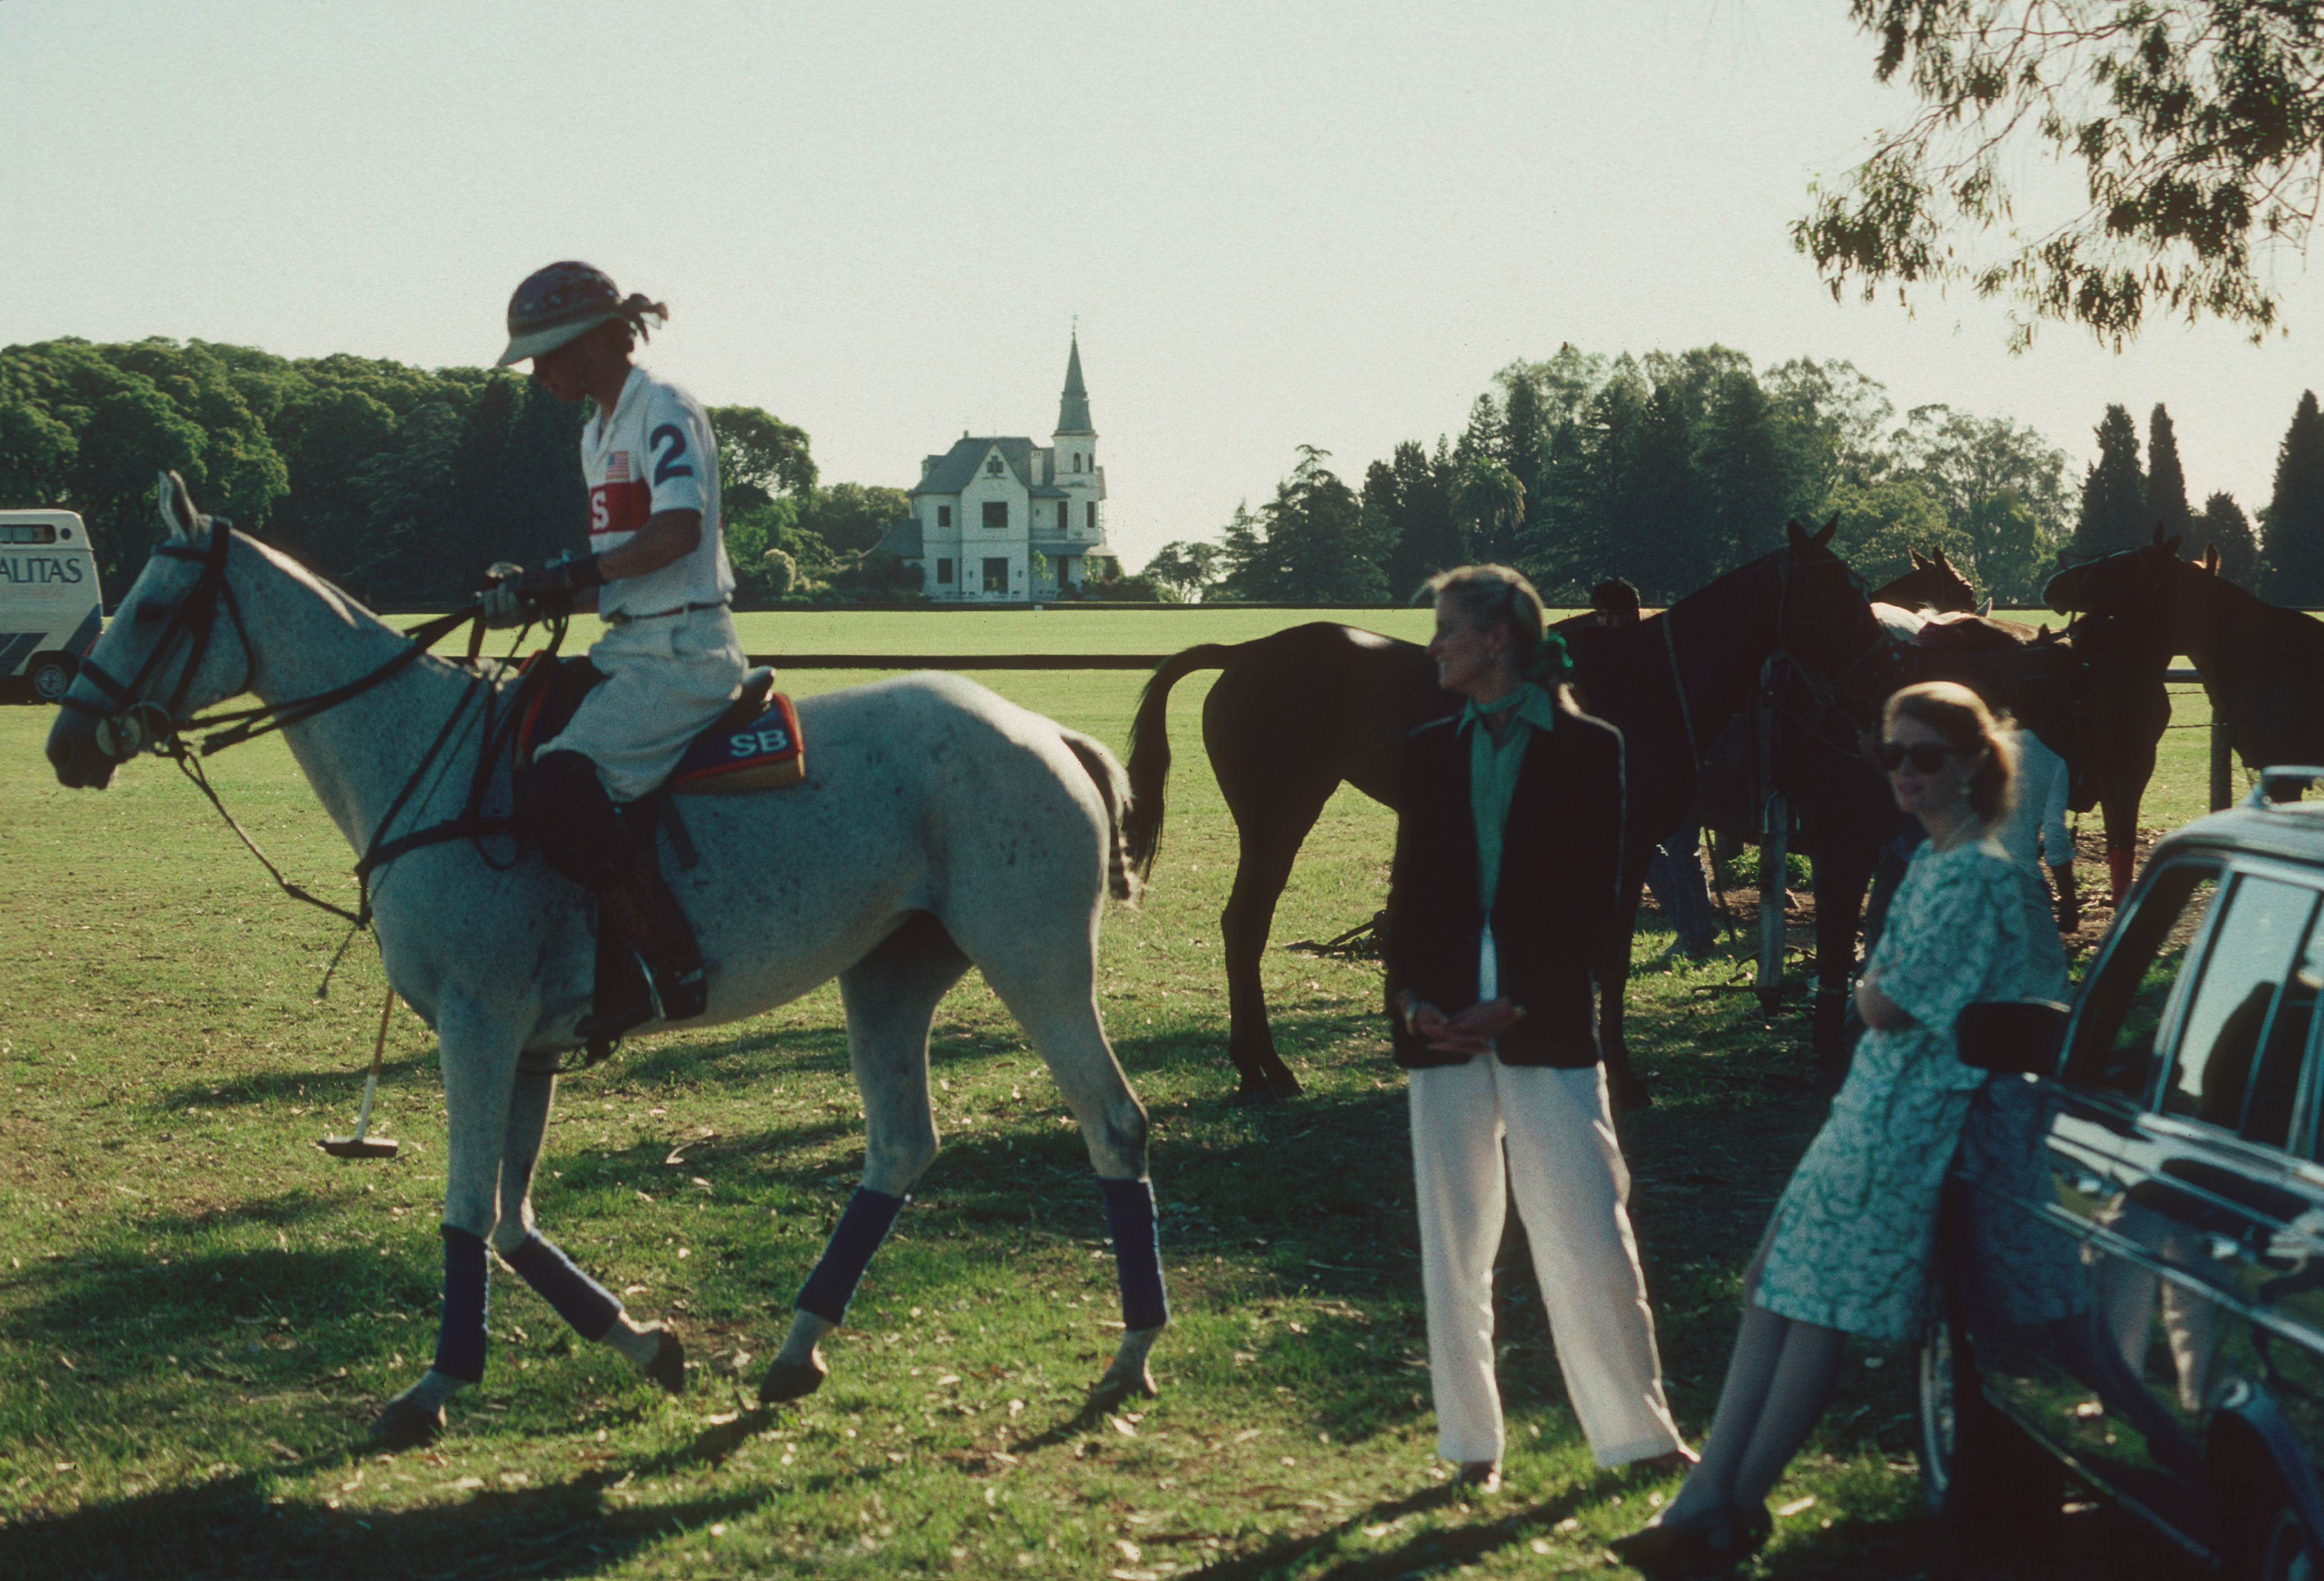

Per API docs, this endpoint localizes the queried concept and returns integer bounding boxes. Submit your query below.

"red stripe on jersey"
[589,479,652,537]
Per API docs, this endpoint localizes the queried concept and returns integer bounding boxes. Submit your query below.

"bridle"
[1658,540,1893,792]
[59,511,253,758]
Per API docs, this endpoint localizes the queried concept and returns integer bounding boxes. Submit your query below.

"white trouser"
[539,606,747,802]
[1408,1053,1684,1467]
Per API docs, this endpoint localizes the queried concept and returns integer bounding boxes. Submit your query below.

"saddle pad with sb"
[517,658,804,794]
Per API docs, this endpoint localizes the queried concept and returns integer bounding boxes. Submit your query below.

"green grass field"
[0,608,2210,1579]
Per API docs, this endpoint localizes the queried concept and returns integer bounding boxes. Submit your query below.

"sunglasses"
[1875,741,1959,773]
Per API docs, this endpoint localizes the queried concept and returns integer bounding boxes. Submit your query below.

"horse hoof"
[1227,1085,1280,1108]
[1087,1362,1157,1411]
[368,1396,445,1449]
[758,1354,828,1405]
[646,1328,686,1396]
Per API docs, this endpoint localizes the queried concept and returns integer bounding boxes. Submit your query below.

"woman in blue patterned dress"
[1612,681,2067,1575]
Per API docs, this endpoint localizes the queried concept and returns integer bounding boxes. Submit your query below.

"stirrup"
[646,960,708,1021]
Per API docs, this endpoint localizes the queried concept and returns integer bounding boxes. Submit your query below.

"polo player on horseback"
[483,262,747,1049]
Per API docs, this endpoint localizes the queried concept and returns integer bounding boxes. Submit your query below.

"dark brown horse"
[1124,521,1888,1106]
[1874,547,1978,616]
[1693,554,1981,1081]
[2047,530,2324,840]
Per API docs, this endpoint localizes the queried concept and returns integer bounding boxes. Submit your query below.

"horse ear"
[2151,523,2169,549]
[157,470,196,542]
[1785,518,1807,550]
[1976,598,1993,617]
[1812,514,1837,547]
[1909,547,1928,568]
[2201,543,2221,573]
[2163,533,2182,558]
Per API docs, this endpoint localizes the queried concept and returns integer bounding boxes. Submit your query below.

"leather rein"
[62,523,561,986]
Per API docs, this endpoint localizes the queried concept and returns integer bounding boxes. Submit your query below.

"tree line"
[2069,395,2324,603]
[0,337,915,609]
[1143,344,2324,607]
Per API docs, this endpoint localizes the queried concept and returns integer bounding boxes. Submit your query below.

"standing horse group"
[2048,527,2324,827]
[1127,530,2177,1103]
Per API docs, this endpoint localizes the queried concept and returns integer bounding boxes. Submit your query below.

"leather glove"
[514,554,605,618]
[477,555,604,627]
[479,562,530,629]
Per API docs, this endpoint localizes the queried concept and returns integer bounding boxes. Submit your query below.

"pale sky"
[7,0,2320,575]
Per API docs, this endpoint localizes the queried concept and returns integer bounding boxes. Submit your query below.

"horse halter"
[1775,543,1900,721]
[58,514,254,761]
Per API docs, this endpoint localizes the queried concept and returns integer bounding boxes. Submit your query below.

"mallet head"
[318,1135,400,1160]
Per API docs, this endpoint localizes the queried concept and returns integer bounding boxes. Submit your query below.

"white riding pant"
[539,606,747,803]
[1409,1049,1684,1467]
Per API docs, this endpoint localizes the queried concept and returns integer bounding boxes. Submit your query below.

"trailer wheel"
[27,654,74,704]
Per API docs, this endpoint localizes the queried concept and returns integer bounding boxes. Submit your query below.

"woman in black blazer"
[1386,565,1689,1493]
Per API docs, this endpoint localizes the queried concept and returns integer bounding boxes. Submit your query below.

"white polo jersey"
[582,365,735,620]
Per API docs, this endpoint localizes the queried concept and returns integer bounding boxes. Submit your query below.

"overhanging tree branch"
[1798,0,2324,346]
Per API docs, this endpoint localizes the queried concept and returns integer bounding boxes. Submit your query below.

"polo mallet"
[320,987,401,1160]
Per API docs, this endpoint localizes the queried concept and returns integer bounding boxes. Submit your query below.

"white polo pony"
[47,475,1165,1444]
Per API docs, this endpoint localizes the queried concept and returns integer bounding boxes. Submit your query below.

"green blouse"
[1458,681,1558,912]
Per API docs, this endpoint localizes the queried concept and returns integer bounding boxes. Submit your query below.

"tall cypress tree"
[2263,390,2324,602]
[2144,403,2193,546]
[1500,373,1546,545]
[2071,404,2145,556]
[1623,384,1702,602]
[1699,372,1794,567]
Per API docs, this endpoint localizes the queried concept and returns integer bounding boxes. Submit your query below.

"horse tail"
[1124,642,1238,878]
[1060,728,1141,907]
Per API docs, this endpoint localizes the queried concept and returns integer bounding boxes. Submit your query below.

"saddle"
[516,657,805,794]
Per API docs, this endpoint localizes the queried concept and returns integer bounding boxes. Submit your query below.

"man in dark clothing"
[1590,579,1716,962]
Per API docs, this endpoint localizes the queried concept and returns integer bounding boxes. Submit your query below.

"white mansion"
[883,337,1110,600]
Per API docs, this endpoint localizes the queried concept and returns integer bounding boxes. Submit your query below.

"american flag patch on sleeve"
[605,451,632,483]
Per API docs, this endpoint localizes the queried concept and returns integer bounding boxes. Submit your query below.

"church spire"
[1055,332,1093,437]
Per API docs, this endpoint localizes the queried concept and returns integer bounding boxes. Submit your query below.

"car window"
[2163,873,2319,1135]
[2278,910,2324,1155]
[2064,863,2221,1095]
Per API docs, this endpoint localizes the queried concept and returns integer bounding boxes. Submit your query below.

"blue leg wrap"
[505,1234,621,1342]
[795,1188,907,1325]
[1100,1177,1169,1331]
[434,1225,491,1384]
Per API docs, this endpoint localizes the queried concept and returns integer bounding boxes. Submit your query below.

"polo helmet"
[497,261,627,367]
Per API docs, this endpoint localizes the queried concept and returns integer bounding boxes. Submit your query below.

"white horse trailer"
[0,511,102,703]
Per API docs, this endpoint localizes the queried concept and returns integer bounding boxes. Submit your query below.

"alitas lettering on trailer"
[1,554,88,584]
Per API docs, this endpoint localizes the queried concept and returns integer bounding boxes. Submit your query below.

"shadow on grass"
[0,1244,436,1393]
[1749,1500,2209,1581]
[1176,1467,1633,1581]
[0,1458,774,1581]
[156,1054,436,1114]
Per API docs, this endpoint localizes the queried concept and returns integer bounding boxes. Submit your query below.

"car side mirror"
[1957,1000,2071,1077]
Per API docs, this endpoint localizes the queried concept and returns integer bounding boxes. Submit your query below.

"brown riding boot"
[575,847,709,1045]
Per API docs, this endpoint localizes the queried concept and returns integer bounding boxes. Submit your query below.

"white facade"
[890,337,1110,602]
